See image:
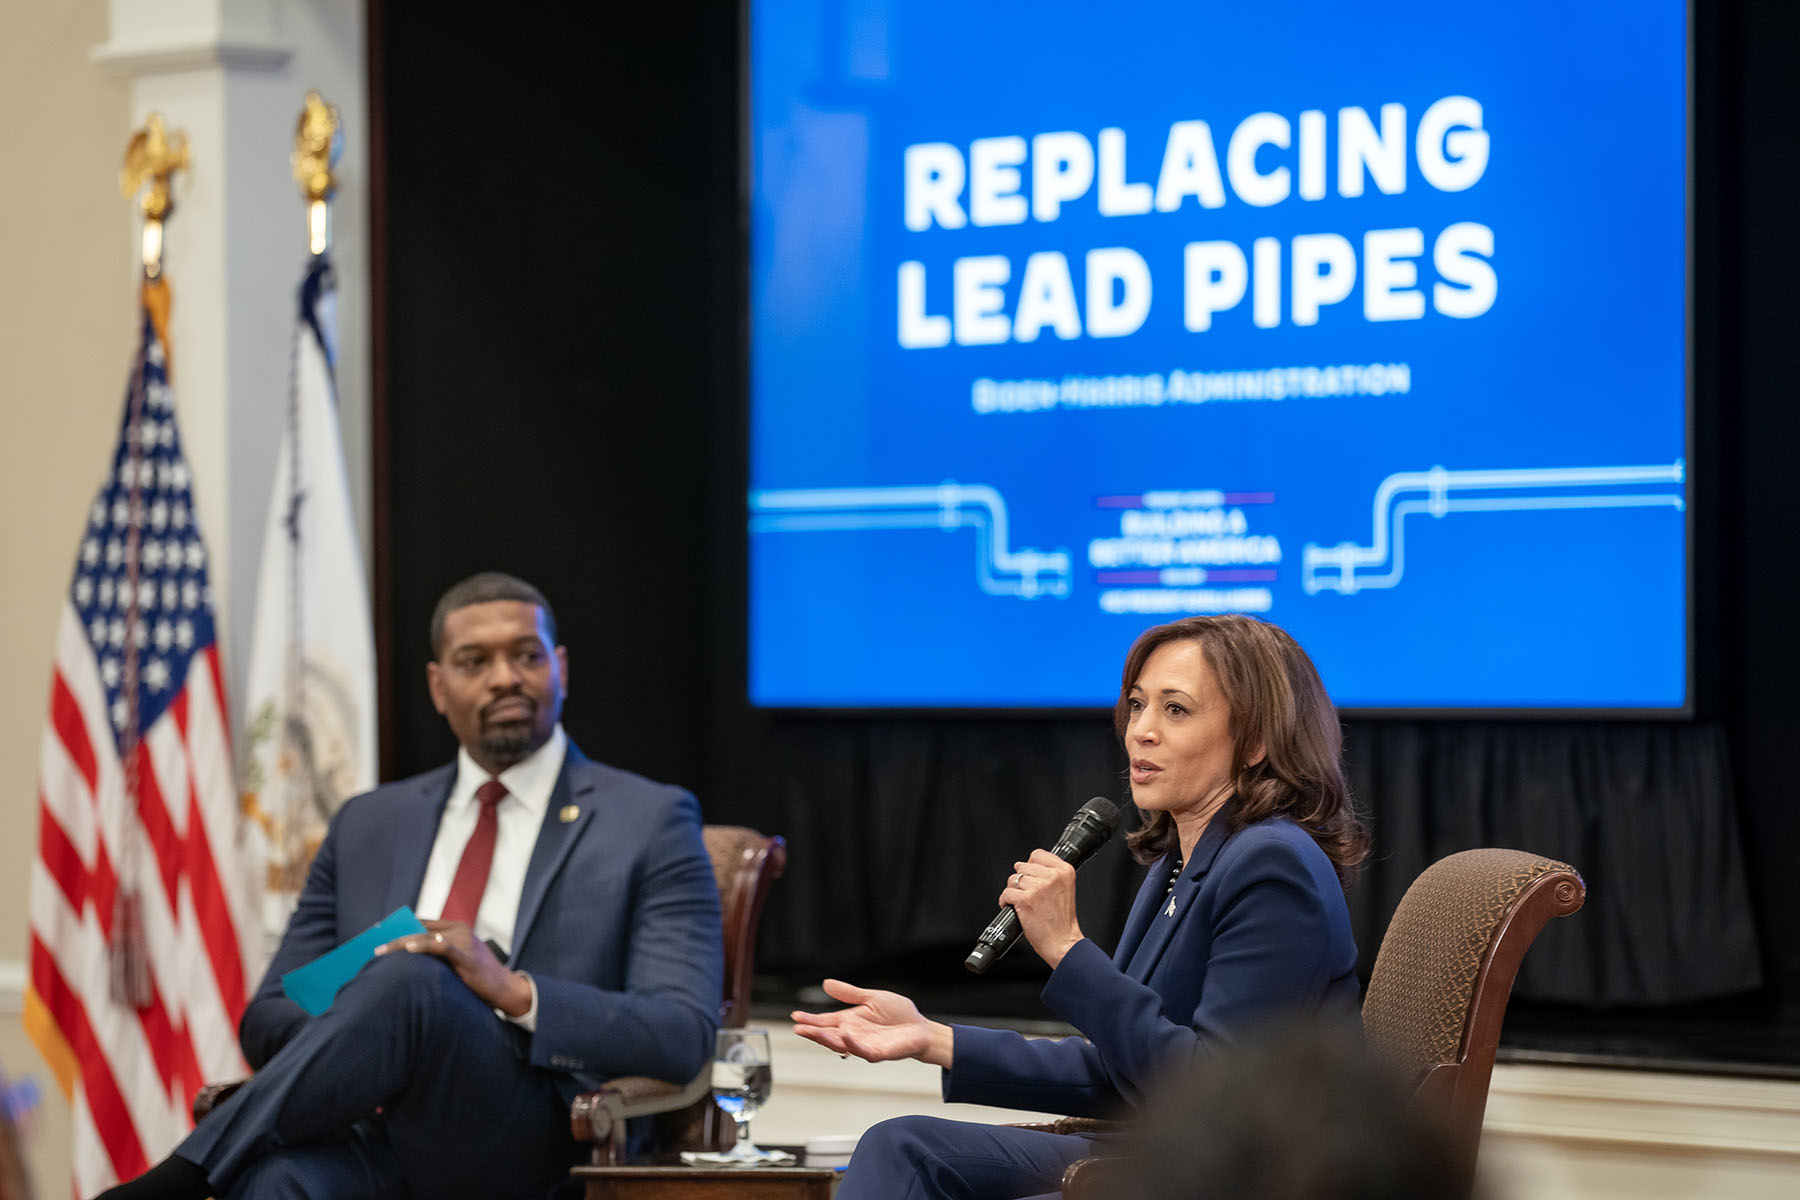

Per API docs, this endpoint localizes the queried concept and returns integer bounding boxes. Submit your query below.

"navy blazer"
[944,816,1358,1117]
[238,744,725,1100]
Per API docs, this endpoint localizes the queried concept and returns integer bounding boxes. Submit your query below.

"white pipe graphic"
[1303,461,1686,594]
[750,483,1072,598]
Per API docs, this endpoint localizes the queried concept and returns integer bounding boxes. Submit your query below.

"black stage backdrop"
[371,1,1800,1064]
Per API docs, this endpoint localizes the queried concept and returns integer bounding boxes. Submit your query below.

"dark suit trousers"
[834,1115,1097,1200]
[176,951,579,1199]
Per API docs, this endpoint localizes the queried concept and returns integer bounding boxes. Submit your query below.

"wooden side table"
[571,1154,840,1200]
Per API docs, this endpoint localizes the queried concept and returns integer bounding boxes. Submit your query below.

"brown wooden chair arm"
[193,1080,246,1122]
[570,1070,712,1164]
[1052,1116,1123,1136]
[1060,1153,1129,1199]
[1008,1117,1125,1136]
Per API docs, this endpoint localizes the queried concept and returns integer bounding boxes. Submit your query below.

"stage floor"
[762,979,1800,1079]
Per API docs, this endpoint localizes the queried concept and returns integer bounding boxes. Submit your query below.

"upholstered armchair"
[570,825,787,1164]
[1055,847,1586,1198]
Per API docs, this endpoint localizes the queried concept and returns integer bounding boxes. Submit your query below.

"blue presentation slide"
[748,1,1688,710]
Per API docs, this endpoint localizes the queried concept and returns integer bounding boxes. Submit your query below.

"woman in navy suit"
[792,615,1371,1200]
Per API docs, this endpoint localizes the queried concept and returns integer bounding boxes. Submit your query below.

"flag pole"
[294,91,340,257]
[110,114,190,1008]
[120,114,188,280]
[261,92,343,911]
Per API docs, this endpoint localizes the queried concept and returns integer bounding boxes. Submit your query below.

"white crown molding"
[90,38,292,76]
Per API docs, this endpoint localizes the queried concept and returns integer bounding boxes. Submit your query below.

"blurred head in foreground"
[1116,1024,1474,1200]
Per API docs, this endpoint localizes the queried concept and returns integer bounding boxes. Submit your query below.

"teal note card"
[281,906,428,1015]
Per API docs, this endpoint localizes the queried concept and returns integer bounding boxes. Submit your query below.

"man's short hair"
[429,572,560,657]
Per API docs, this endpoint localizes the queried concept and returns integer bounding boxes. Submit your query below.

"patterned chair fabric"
[1361,848,1586,1169]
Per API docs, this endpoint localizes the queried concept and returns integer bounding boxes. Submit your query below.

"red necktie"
[440,779,507,925]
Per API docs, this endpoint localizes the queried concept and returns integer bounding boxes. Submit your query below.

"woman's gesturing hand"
[1001,849,1085,969]
[791,978,955,1068]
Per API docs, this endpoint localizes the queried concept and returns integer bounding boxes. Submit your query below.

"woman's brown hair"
[1113,615,1369,886]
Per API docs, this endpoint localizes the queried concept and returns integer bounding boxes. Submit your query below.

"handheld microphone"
[964,797,1122,975]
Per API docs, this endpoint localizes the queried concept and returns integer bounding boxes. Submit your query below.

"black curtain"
[699,716,1760,1012]
[1340,722,1758,1005]
[373,0,1800,1045]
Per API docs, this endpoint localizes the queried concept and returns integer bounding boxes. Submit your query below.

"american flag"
[26,279,258,1195]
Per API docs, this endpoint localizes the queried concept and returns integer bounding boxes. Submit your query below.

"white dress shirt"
[415,723,566,1028]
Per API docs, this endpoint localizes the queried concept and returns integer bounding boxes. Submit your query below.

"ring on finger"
[434,932,445,945]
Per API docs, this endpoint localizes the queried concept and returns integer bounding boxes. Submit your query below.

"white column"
[92,0,372,739]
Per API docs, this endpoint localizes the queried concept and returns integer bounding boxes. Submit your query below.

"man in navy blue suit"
[98,572,724,1200]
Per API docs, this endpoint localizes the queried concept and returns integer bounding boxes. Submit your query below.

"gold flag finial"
[293,91,342,256]
[121,114,190,278]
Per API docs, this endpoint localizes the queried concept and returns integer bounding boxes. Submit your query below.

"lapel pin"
[559,805,579,824]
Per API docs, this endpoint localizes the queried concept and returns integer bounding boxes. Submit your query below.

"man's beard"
[479,724,536,769]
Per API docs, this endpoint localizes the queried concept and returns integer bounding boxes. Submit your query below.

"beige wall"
[1,8,131,1196]
[0,3,134,962]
